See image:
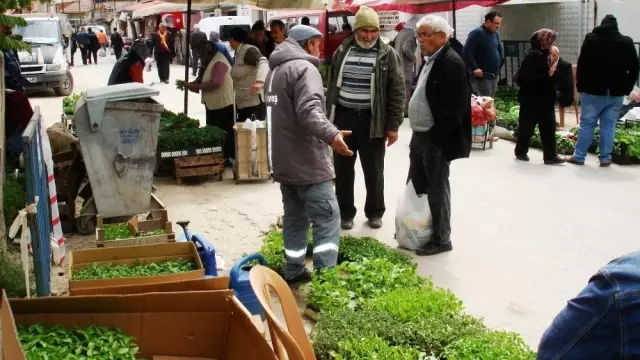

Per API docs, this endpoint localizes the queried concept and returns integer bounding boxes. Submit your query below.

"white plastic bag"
[145,57,155,72]
[98,48,106,57]
[394,181,432,251]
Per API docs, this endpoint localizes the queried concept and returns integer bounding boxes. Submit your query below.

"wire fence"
[22,106,51,297]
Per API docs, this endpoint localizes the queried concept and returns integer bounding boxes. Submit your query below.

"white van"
[195,16,252,57]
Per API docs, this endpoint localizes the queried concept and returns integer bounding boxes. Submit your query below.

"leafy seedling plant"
[175,79,187,91]
[308,258,425,312]
[332,336,428,360]
[339,235,414,267]
[103,223,167,241]
[73,259,197,280]
[441,330,536,360]
[18,324,141,360]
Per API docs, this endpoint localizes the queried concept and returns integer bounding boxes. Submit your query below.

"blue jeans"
[572,93,623,162]
[537,252,640,359]
[280,181,340,280]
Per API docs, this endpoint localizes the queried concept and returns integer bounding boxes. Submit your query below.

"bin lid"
[84,83,160,131]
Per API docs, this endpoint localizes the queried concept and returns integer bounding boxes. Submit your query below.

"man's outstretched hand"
[331,131,353,156]
[385,130,399,147]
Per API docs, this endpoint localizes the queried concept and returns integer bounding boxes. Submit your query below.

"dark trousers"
[80,46,89,64]
[114,47,123,60]
[155,52,172,82]
[90,49,98,64]
[191,49,199,76]
[408,131,451,245]
[334,105,385,220]
[237,102,265,122]
[515,98,557,160]
[206,105,235,160]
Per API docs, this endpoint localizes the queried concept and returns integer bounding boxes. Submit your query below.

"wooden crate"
[233,125,270,184]
[96,209,175,248]
[174,153,224,185]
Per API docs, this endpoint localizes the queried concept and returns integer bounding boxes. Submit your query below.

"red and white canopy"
[346,0,510,14]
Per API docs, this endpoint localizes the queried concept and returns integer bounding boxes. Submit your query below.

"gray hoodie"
[266,37,339,186]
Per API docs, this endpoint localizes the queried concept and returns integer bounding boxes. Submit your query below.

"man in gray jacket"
[265,25,353,283]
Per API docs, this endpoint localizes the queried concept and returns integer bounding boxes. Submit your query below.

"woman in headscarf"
[514,29,565,165]
[393,18,418,116]
[228,27,269,122]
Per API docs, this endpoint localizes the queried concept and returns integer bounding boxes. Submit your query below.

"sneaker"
[341,219,354,230]
[515,154,530,162]
[285,269,312,285]
[566,157,585,166]
[544,156,566,165]
[600,161,612,168]
[415,242,453,256]
[367,218,383,229]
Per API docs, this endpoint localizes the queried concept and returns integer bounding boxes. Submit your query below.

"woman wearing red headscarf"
[514,29,565,165]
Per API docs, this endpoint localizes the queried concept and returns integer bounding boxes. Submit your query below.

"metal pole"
[451,0,457,38]
[183,0,192,114]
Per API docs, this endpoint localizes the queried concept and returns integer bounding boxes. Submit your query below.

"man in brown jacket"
[326,6,405,230]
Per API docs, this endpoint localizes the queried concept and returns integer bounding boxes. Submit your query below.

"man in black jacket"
[407,15,471,256]
[110,28,124,60]
[568,15,639,167]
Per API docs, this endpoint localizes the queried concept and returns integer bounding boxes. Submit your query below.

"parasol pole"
[451,0,457,38]
[183,0,192,114]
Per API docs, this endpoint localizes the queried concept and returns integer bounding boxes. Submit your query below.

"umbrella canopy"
[160,0,327,10]
[347,0,509,14]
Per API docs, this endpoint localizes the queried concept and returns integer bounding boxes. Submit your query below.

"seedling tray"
[96,209,175,248]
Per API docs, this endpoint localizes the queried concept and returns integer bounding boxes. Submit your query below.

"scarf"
[158,30,169,52]
[535,28,556,51]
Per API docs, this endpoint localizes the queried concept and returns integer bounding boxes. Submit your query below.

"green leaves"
[72,259,198,280]
[62,93,82,115]
[160,110,200,132]
[175,80,187,91]
[339,235,414,268]
[308,259,425,312]
[332,337,428,360]
[441,330,536,360]
[0,252,27,298]
[102,223,167,241]
[18,324,141,360]
[157,126,226,152]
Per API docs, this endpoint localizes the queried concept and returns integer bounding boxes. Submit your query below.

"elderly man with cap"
[266,25,352,284]
[326,6,405,231]
[190,24,207,76]
[208,31,234,66]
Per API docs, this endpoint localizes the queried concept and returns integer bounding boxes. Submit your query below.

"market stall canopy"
[160,0,327,10]
[123,0,214,18]
[346,0,510,14]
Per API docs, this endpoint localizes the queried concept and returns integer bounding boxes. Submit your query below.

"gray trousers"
[471,77,498,97]
[281,181,340,279]
[407,132,451,245]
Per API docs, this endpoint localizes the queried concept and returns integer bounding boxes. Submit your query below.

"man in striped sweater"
[326,6,406,230]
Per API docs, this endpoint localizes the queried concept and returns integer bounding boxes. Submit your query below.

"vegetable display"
[62,93,82,116]
[102,223,167,241]
[494,87,519,131]
[160,110,200,132]
[18,324,140,360]
[252,229,535,359]
[72,259,198,280]
[157,125,226,152]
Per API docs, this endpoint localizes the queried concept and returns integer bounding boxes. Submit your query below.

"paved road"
[31,52,640,348]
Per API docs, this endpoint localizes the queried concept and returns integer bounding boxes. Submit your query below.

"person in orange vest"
[97,30,109,52]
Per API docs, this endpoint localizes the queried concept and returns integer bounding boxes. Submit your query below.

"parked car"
[12,13,74,96]
[269,9,355,63]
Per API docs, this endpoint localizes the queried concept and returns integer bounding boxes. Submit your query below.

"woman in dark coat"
[514,29,565,165]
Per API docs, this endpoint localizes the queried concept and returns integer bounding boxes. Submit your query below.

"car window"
[328,14,354,34]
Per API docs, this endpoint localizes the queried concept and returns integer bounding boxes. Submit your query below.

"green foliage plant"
[332,337,428,360]
[441,330,536,360]
[72,259,197,280]
[0,252,27,297]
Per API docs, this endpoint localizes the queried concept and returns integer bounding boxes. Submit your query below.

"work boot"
[367,218,383,229]
[515,154,530,162]
[285,268,312,285]
[341,219,354,230]
[416,242,453,256]
[544,156,566,165]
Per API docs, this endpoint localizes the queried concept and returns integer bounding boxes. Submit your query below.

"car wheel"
[54,71,74,96]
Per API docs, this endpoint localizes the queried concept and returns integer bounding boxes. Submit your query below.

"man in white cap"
[326,6,405,231]
[266,25,353,284]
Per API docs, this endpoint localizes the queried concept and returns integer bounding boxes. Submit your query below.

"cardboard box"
[69,242,205,295]
[72,276,230,296]
[0,290,277,360]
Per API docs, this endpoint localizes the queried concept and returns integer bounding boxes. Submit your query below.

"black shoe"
[515,154,530,162]
[600,161,612,168]
[416,242,453,256]
[285,269,312,285]
[368,218,383,229]
[341,219,354,230]
[163,80,170,84]
[544,156,566,165]
[566,157,585,166]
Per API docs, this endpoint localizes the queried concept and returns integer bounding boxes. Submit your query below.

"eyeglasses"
[418,31,442,38]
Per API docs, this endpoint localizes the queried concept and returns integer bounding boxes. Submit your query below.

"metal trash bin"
[74,83,163,218]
